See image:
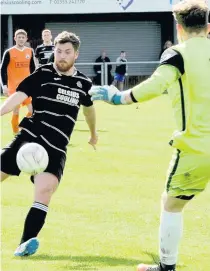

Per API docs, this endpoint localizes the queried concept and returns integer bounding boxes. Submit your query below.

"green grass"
[1,96,210,271]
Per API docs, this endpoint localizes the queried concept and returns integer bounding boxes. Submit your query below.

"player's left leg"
[15,145,66,257]
[111,79,118,87]
[14,172,59,256]
[158,193,191,270]
[137,194,190,271]
[26,103,33,118]
[118,76,125,91]
[112,73,120,88]
[22,97,33,117]
[137,150,210,271]
[119,81,124,91]
[11,106,20,134]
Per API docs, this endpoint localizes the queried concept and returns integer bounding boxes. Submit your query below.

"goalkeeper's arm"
[113,65,181,105]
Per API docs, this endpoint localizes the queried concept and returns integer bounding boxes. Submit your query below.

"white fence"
[75,61,160,86]
[75,62,104,84]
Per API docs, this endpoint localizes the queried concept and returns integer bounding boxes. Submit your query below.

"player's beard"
[56,60,74,72]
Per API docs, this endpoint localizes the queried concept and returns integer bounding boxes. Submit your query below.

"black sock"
[160,263,176,271]
[20,202,48,244]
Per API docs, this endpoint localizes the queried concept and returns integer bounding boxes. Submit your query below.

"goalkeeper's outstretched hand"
[89,85,119,104]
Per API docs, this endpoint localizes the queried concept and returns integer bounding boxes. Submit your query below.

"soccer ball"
[16,143,49,175]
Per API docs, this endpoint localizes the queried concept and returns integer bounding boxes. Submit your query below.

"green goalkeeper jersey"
[132,37,210,154]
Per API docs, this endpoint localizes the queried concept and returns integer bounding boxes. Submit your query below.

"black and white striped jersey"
[35,44,55,65]
[17,63,93,153]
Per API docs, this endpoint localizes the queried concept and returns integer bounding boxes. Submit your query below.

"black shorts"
[1,130,66,182]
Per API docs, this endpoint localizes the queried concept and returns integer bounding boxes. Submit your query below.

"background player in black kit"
[0,31,98,257]
[35,29,55,66]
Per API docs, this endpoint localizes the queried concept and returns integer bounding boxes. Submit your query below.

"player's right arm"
[0,68,41,116]
[130,64,179,103]
[131,49,184,102]
[0,92,28,116]
[30,49,36,73]
[34,46,40,68]
[0,50,10,96]
[116,57,121,66]
[81,79,98,150]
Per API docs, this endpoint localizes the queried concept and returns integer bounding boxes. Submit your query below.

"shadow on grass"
[67,143,79,148]
[63,264,98,270]
[16,252,186,270]
[143,251,159,264]
[17,252,188,271]
[23,254,153,268]
[74,129,108,133]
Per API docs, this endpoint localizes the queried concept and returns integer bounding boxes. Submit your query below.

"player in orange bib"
[0,29,36,134]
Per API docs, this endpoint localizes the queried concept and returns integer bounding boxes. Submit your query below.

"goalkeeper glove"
[89,85,127,105]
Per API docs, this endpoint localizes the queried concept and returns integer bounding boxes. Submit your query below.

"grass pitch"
[1,96,210,271]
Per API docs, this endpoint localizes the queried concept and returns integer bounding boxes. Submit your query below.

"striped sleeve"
[35,46,40,58]
[0,50,10,86]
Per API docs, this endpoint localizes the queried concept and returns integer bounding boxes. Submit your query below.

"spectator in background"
[93,50,112,85]
[112,51,128,91]
[159,41,173,96]
[159,40,173,59]
[35,29,55,67]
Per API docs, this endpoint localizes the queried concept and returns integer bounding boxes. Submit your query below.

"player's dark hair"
[173,0,209,33]
[54,31,80,51]
[14,29,27,37]
[121,51,125,53]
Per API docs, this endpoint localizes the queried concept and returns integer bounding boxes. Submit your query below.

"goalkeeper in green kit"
[89,1,210,271]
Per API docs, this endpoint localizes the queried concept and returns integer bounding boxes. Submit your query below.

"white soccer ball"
[16,143,49,175]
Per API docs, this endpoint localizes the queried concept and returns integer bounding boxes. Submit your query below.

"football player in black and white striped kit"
[35,29,55,66]
[0,31,98,256]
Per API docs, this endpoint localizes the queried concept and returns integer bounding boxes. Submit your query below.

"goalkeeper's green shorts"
[166,149,210,198]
